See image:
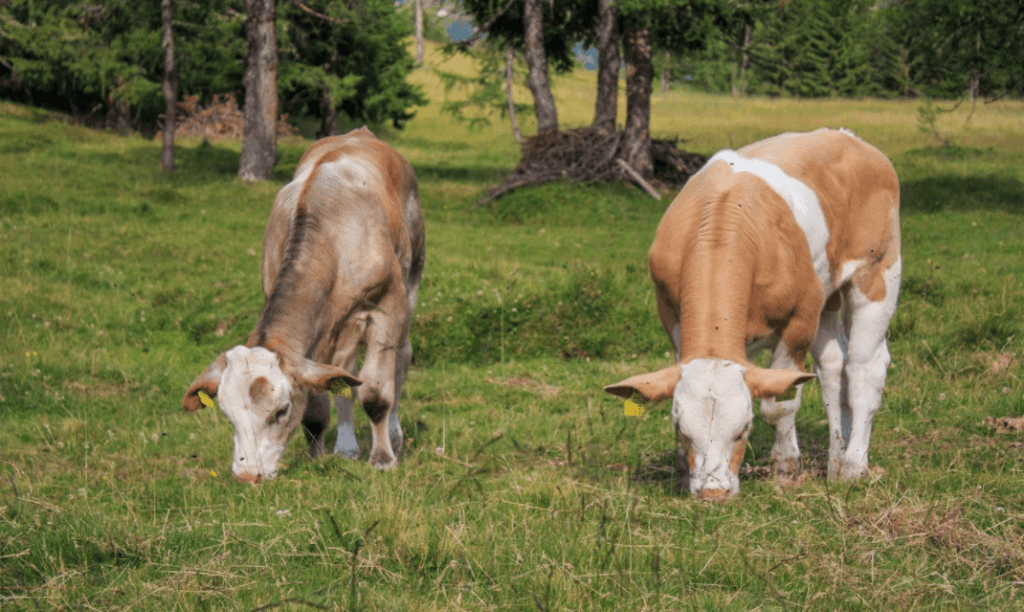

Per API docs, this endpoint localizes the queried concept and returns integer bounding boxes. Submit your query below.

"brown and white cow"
[182,127,425,482]
[605,128,900,500]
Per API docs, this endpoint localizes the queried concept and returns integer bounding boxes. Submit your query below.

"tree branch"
[290,0,348,24]
[453,0,518,48]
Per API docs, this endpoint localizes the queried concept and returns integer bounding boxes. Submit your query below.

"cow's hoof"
[369,448,397,470]
[334,447,360,460]
[829,457,868,481]
[334,433,360,459]
[771,456,802,478]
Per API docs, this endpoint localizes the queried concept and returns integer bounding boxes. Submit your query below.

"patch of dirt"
[991,353,1014,373]
[852,504,1024,579]
[480,127,708,204]
[64,380,134,398]
[488,376,561,398]
[986,416,1024,432]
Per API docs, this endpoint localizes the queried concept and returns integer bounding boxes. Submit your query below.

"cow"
[182,127,425,483]
[604,128,901,500]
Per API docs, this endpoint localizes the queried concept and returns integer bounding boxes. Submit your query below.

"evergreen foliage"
[748,0,899,98]
[895,0,1024,100]
[0,0,425,133]
[278,0,426,130]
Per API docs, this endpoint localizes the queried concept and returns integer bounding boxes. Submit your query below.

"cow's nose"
[233,472,264,485]
[697,488,731,502]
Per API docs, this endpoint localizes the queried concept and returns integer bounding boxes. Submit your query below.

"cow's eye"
[270,406,288,424]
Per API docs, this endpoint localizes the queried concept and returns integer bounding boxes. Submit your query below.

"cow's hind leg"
[333,351,361,459]
[811,296,850,480]
[388,276,420,458]
[303,392,331,458]
[837,260,901,479]
[387,338,411,456]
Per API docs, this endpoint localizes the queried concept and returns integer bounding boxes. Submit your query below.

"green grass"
[2,42,1024,610]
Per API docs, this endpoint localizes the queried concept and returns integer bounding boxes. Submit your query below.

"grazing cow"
[605,128,900,500]
[182,127,425,482]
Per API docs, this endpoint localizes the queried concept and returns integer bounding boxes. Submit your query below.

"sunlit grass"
[1,39,1023,611]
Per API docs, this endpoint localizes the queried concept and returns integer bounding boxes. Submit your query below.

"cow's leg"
[388,338,411,456]
[333,351,361,459]
[759,343,806,476]
[387,279,419,457]
[358,288,407,470]
[837,260,901,479]
[811,297,850,480]
[303,392,331,458]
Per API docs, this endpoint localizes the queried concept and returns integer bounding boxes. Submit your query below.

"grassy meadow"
[2,42,1023,610]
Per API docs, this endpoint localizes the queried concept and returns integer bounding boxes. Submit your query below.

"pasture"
[2,44,1023,610]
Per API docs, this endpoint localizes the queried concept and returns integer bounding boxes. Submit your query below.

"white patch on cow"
[321,156,383,190]
[672,358,753,496]
[832,259,864,295]
[713,150,832,290]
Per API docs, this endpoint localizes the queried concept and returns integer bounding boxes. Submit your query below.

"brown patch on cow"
[249,376,272,405]
[742,129,900,305]
[652,159,827,367]
[729,437,747,474]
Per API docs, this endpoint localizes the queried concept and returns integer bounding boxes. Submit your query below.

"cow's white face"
[217,346,302,483]
[183,346,362,483]
[672,359,752,499]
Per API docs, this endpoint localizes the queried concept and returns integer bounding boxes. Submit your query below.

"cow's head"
[605,358,813,500]
[183,346,361,483]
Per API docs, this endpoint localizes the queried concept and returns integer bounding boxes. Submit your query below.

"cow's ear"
[744,366,815,399]
[296,359,362,394]
[183,353,227,411]
[604,365,681,403]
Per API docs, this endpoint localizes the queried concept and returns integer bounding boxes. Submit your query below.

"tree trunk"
[414,0,424,65]
[661,50,670,93]
[318,50,339,139]
[523,0,558,135]
[592,0,619,133]
[239,0,278,182]
[506,45,522,142]
[318,87,337,140]
[623,21,654,180]
[161,0,177,172]
[732,25,751,97]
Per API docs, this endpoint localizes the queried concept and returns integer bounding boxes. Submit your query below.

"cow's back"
[262,129,423,299]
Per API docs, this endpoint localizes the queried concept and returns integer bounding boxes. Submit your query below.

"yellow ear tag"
[197,390,215,408]
[775,386,798,402]
[331,380,352,398]
[624,399,646,417]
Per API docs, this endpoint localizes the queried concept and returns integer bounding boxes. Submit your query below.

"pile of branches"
[480,126,708,204]
[163,94,298,141]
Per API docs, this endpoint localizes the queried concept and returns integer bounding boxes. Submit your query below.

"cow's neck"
[250,258,335,362]
[677,198,754,364]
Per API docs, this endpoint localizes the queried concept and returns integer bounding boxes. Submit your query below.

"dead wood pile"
[480,127,708,204]
[160,93,298,141]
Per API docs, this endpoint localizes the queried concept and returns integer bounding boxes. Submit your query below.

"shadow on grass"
[898,147,1024,215]
[628,412,833,496]
[901,174,1024,215]
[412,163,510,185]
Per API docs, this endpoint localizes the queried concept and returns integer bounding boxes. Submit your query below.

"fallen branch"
[616,158,661,200]
[478,126,706,205]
